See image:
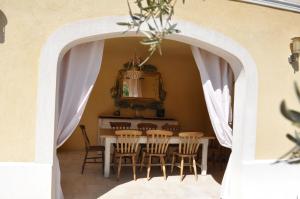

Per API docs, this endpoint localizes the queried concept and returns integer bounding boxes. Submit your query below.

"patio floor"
[58,150,224,199]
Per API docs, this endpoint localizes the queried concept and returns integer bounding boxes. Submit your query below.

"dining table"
[99,134,214,178]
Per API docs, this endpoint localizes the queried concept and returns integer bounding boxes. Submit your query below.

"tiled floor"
[58,150,225,199]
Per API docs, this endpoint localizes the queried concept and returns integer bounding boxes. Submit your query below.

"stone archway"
[35,16,257,198]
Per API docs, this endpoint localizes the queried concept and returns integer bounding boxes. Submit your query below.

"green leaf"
[142,5,158,11]
[286,133,300,146]
[147,23,155,31]
[134,13,145,18]
[147,0,151,6]
[280,101,300,123]
[136,0,142,8]
[169,23,177,30]
[132,20,140,27]
[157,44,162,55]
[294,81,300,104]
[131,15,140,21]
[127,0,134,18]
[141,30,152,39]
[159,13,163,26]
[296,131,300,140]
[140,39,160,45]
[117,22,131,26]
[288,159,300,164]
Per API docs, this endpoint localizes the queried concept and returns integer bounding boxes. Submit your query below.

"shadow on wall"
[0,10,7,43]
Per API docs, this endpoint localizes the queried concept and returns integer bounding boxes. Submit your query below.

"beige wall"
[1,0,300,161]
[60,37,212,150]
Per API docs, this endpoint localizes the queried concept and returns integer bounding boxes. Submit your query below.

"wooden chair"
[207,138,230,167]
[114,130,142,180]
[137,122,157,133]
[162,123,181,162]
[79,125,105,174]
[162,123,181,134]
[140,130,173,180]
[110,122,131,130]
[137,122,157,160]
[171,132,204,181]
[110,122,132,163]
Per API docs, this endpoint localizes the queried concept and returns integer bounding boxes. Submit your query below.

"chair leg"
[171,154,175,174]
[117,156,122,180]
[180,157,184,181]
[147,156,152,181]
[189,157,192,173]
[132,156,136,181]
[160,156,167,180]
[140,152,145,172]
[113,155,116,174]
[193,157,198,181]
[111,151,115,174]
[159,157,163,172]
[102,151,105,175]
[81,151,88,174]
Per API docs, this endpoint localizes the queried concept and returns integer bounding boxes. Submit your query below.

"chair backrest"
[162,123,181,133]
[178,132,204,155]
[146,130,173,154]
[110,122,131,130]
[79,125,90,149]
[115,130,142,154]
[137,123,157,133]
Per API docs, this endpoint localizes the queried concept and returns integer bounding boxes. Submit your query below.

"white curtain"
[191,46,234,199]
[54,40,105,199]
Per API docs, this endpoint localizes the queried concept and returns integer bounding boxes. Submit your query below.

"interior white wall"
[33,16,258,199]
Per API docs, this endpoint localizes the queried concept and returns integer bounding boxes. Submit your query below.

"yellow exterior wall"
[60,37,212,150]
[1,0,300,161]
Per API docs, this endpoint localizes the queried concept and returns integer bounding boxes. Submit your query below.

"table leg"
[201,140,208,175]
[104,138,111,178]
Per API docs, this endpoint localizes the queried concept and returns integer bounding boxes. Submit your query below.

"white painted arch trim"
[35,16,258,196]
[240,0,300,13]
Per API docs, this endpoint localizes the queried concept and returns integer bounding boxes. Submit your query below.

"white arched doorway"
[35,16,257,198]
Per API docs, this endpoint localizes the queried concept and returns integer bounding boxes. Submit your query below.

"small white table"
[100,134,212,178]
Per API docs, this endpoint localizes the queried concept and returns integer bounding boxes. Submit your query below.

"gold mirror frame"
[111,62,166,113]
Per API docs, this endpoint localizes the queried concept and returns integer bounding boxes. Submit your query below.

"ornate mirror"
[111,56,166,116]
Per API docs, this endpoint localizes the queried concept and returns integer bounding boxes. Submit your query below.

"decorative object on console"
[112,105,121,116]
[111,55,166,116]
[156,108,165,118]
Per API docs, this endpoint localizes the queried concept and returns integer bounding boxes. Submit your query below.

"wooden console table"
[97,115,179,146]
[98,115,179,130]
